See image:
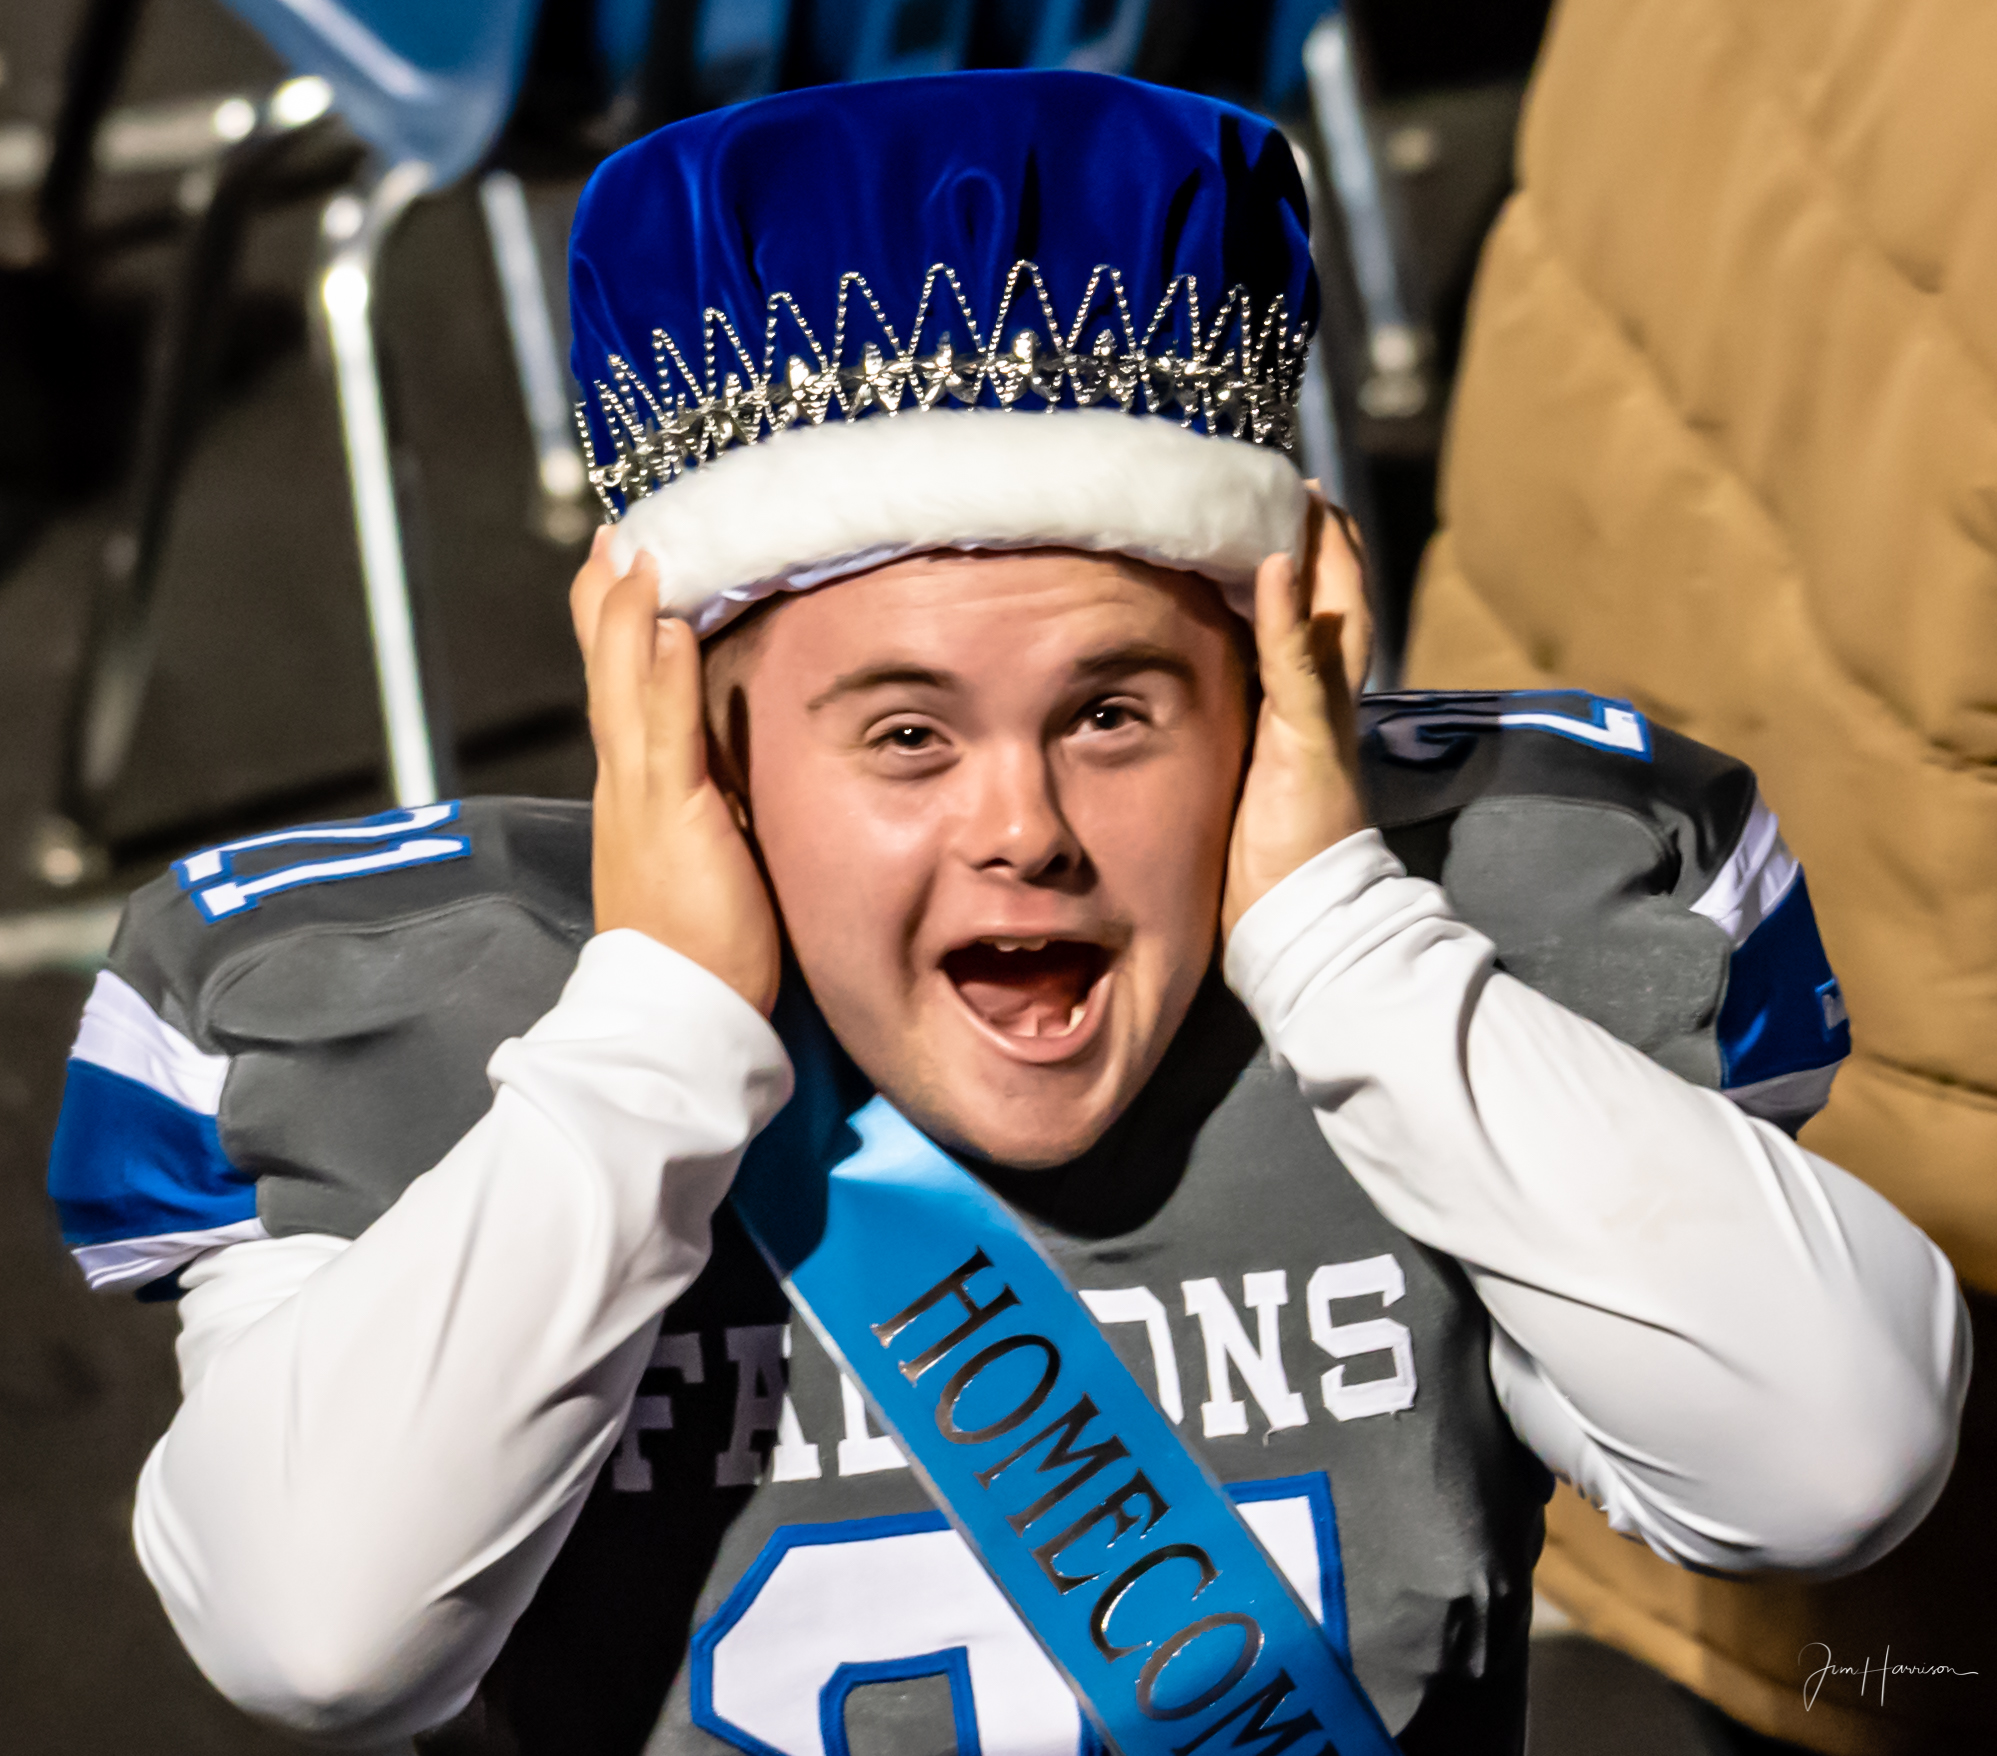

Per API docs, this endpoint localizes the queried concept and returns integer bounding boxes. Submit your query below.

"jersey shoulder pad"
[48,798,592,1292]
[1359,692,1848,1126]
[1358,689,1754,880]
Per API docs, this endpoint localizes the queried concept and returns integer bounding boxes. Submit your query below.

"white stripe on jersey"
[72,970,230,1115]
[1690,792,1801,947]
[75,1219,271,1293]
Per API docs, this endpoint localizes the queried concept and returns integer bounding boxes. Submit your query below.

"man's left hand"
[1222,495,1372,942]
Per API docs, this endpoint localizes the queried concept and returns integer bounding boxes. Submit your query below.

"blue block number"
[174,804,471,922]
[1367,691,1653,765]
[691,1476,1346,1756]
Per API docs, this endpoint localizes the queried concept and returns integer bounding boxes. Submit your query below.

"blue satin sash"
[730,1002,1395,1756]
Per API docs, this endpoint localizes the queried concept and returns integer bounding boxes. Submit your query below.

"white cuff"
[1222,829,1436,1034]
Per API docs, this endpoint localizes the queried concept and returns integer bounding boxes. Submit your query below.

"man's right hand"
[571,531,782,1016]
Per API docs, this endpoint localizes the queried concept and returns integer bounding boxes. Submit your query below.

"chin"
[901,1078,1125,1173]
[886,1007,1161,1173]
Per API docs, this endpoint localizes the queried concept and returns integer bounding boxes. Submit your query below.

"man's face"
[713,551,1251,1169]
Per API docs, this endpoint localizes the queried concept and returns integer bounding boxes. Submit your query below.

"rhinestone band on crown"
[576,259,1310,517]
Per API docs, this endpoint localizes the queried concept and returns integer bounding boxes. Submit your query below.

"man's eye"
[881,724,936,751]
[1081,701,1141,733]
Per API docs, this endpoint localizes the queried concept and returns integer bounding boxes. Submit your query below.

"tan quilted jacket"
[1404,1,1996,1748]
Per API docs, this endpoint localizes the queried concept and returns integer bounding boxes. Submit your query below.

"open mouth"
[940,938,1110,1043]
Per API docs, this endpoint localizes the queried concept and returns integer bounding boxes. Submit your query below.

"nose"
[961,741,1084,884]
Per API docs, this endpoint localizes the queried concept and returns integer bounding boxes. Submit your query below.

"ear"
[699,594,785,818]
[697,676,751,828]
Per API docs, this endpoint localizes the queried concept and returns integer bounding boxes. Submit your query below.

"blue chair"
[1016,0,1156,73]
[44,1,549,879]
[223,1,541,189]
[689,0,794,106]
[608,0,794,123]
[1291,4,1431,425]
[229,0,546,811]
[1252,2,1426,687]
[811,0,977,83]
[41,67,357,887]
[1261,0,1329,112]
[596,0,660,94]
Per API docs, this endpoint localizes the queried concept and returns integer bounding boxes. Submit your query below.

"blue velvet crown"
[567,70,1320,517]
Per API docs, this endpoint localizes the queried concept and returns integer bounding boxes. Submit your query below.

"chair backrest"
[810,0,977,83]
[692,0,794,107]
[595,0,658,94]
[598,0,793,114]
[1262,0,1335,112]
[1021,0,1154,73]
[218,0,544,185]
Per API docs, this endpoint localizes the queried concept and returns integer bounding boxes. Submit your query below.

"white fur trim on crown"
[603,406,1309,637]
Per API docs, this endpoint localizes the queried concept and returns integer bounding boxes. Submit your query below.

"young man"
[48,73,1964,1756]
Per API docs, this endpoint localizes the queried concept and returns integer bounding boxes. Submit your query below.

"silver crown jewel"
[576,260,1311,516]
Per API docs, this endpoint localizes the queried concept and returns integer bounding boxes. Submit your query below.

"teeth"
[989,937,1049,953]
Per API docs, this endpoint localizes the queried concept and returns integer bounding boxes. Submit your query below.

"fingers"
[569,524,622,654]
[645,616,709,796]
[1251,549,1336,750]
[1251,490,1369,766]
[1311,498,1372,696]
[583,558,652,758]
[584,550,707,796]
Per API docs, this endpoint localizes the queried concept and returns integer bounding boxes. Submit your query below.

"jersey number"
[174,804,470,921]
[1367,691,1652,764]
[690,1476,1347,1756]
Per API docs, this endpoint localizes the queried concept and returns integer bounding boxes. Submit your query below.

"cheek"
[1069,745,1238,937]
[749,751,939,980]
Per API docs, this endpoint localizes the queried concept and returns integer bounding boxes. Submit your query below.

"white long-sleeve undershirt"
[135,839,1966,1745]
[135,932,793,1747]
[1224,832,1965,1578]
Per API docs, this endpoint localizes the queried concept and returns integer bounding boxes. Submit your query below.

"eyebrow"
[1070,642,1199,687]
[806,664,955,712]
[803,642,1198,713]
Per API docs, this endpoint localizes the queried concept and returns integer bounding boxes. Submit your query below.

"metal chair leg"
[317,161,453,810]
[1303,13,1432,422]
[1285,130,1392,691]
[39,93,335,885]
[37,0,148,265]
[24,0,145,885]
[478,169,591,545]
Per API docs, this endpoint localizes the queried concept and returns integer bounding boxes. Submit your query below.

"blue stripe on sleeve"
[46,1059,256,1246]
[1716,873,1853,1090]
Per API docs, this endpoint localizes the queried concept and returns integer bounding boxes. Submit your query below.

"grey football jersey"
[92,693,1788,1756]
